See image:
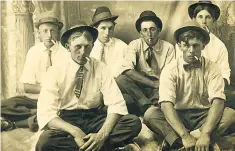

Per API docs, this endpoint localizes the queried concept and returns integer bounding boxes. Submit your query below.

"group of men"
[1,1,235,151]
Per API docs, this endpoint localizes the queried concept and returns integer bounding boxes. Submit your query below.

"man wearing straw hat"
[116,10,175,116]
[36,21,141,151]
[90,6,127,78]
[144,20,235,151]
[1,11,68,132]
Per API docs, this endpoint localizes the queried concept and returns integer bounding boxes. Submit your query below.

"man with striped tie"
[1,11,68,132]
[36,21,141,151]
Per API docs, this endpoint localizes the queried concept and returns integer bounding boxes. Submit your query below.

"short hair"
[93,19,116,28]
[193,5,216,20]
[67,30,94,45]
[178,30,206,44]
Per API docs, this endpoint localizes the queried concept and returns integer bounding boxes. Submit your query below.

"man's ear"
[65,43,71,52]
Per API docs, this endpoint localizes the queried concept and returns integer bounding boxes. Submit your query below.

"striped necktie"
[46,49,52,70]
[101,43,106,63]
[146,47,153,67]
[74,66,84,98]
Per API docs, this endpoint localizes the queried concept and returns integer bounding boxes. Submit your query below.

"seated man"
[36,21,141,151]
[90,6,127,78]
[144,20,235,151]
[116,10,175,116]
[1,12,68,132]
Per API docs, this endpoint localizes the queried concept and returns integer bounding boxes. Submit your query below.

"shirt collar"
[142,38,161,52]
[43,41,59,53]
[69,56,91,71]
[95,37,114,47]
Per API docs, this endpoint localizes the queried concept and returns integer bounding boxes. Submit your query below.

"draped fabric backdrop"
[1,1,235,100]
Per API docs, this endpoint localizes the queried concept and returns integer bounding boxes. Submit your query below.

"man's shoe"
[1,119,16,132]
[113,141,141,151]
[159,139,171,151]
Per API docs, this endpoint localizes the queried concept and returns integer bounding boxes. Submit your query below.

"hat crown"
[198,0,212,4]
[181,20,201,28]
[92,6,113,22]
[70,21,88,30]
[139,10,157,18]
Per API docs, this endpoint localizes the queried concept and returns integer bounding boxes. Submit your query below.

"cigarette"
[85,57,90,61]
[194,56,199,60]
[51,40,56,45]
[204,26,210,33]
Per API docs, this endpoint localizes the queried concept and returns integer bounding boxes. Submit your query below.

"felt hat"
[174,20,210,45]
[34,11,63,29]
[188,0,220,20]
[90,6,118,27]
[61,20,98,48]
[135,10,163,32]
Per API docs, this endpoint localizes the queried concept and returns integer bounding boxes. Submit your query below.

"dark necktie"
[183,60,201,71]
[146,47,153,67]
[46,49,52,70]
[101,43,106,63]
[74,66,84,98]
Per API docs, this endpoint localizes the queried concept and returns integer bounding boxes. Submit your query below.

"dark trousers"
[143,106,235,146]
[225,88,235,109]
[116,75,159,116]
[36,108,142,151]
[1,96,38,131]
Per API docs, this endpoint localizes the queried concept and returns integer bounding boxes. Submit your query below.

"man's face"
[140,21,160,47]
[38,23,59,48]
[67,34,93,65]
[194,10,214,31]
[96,20,115,43]
[178,37,204,64]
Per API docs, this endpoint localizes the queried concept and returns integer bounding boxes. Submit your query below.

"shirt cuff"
[38,114,59,130]
[208,93,226,103]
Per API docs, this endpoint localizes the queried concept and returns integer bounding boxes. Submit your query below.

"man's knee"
[116,74,133,86]
[217,107,235,135]
[36,131,54,151]
[123,114,142,136]
[143,106,161,125]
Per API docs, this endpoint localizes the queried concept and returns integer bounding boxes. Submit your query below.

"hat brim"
[61,25,98,48]
[135,16,163,32]
[174,26,210,45]
[188,3,220,20]
[35,21,64,30]
[90,15,118,27]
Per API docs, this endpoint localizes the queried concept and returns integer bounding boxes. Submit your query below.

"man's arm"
[161,102,196,149]
[24,83,41,94]
[125,69,158,88]
[47,117,87,147]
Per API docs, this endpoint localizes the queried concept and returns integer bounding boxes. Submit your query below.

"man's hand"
[74,137,85,148]
[195,133,210,151]
[181,134,197,151]
[80,133,106,151]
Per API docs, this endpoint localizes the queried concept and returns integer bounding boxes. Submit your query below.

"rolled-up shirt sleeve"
[158,66,177,105]
[118,41,137,75]
[207,63,226,103]
[20,47,37,84]
[37,66,60,129]
[101,65,128,115]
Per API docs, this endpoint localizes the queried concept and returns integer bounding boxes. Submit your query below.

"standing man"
[36,21,141,151]
[90,6,127,78]
[1,12,68,132]
[116,10,175,116]
[144,21,235,151]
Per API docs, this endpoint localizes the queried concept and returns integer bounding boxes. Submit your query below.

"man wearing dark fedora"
[90,6,127,78]
[1,11,68,132]
[144,20,235,151]
[36,20,141,151]
[116,10,175,116]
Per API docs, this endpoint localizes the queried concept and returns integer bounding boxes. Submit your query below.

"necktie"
[101,43,106,63]
[146,47,153,67]
[183,60,201,71]
[74,66,84,98]
[46,49,52,70]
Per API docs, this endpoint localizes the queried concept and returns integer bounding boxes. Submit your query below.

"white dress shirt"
[37,57,128,129]
[90,38,127,78]
[175,33,231,84]
[159,56,225,110]
[20,42,68,85]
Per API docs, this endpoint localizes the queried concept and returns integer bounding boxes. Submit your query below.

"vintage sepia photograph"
[1,0,235,151]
